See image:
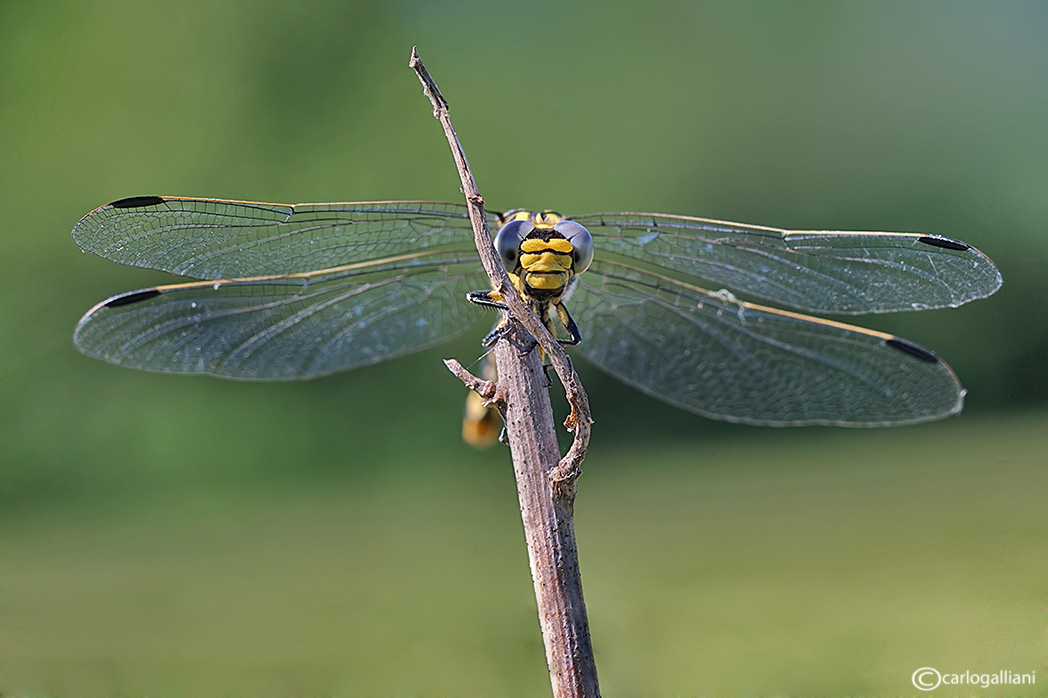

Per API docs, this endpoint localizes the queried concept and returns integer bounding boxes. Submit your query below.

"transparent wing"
[73,251,488,379]
[72,196,490,278]
[574,212,1002,314]
[569,259,965,426]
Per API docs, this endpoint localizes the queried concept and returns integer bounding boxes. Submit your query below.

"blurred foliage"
[5,414,1047,695]
[1,0,1046,695]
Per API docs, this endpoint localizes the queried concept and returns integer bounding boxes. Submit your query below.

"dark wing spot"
[918,235,970,252]
[886,337,939,364]
[110,196,166,209]
[105,289,162,307]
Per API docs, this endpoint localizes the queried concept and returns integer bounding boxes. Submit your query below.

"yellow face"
[495,210,594,299]
[519,237,575,291]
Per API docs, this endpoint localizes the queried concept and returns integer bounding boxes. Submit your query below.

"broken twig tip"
[443,359,498,400]
[408,48,448,114]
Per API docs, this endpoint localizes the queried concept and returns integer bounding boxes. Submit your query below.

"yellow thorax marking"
[504,209,565,227]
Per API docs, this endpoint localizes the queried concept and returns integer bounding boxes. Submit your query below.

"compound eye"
[494,220,533,269]
[554,220,594,273]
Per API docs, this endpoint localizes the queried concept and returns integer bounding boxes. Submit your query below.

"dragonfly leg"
[482,323,510,347]
[541,362,554,387]
[467,289,507,310]
[554,302,582,346]
[470,290,510,348]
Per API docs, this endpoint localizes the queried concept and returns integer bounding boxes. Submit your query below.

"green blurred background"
[2,1,1046,696]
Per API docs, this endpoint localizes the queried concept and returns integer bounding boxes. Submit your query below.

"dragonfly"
[72,195,1001,430]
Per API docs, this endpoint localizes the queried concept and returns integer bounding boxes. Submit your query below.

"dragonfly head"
[495,210,594,297]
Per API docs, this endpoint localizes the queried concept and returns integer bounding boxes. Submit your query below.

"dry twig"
[410,47,600,697]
